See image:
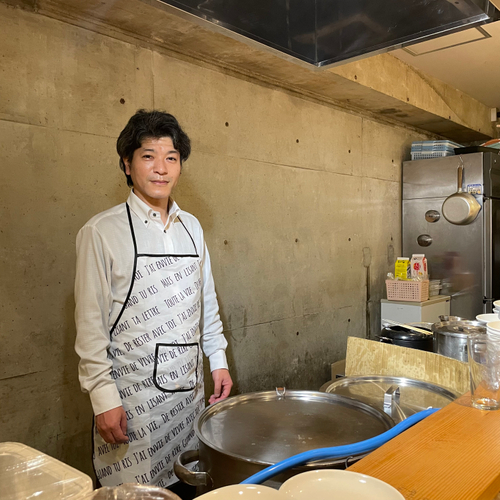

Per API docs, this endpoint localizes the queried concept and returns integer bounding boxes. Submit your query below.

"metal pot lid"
[320,376,460,423]
[195,389,394,466]
[432,321,486,338]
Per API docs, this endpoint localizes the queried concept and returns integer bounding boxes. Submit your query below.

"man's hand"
[95,406,129,444]
[209,368,233,405]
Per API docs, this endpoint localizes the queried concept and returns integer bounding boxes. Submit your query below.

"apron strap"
[110,205,198,336]
[126,203,139,255]
[109,204,139,336]
[177,216,198,255]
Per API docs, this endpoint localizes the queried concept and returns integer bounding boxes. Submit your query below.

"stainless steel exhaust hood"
[157,0,499,67]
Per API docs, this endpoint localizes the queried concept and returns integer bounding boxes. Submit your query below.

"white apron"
[93,204,205,488]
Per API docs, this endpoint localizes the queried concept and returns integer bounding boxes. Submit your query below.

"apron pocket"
[153,343,199,393]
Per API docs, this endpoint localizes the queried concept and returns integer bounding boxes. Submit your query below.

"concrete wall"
[0,2,430,477]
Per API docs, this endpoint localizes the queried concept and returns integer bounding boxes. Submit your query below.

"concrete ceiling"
[10,0,497,141]
[392,20,500,111]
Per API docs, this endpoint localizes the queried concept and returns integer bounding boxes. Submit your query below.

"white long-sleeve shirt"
[75,191,228,415]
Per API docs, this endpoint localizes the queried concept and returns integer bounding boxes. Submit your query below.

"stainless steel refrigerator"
[402,152,500,319]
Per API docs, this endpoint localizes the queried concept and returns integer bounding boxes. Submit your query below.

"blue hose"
[241,407,439,484]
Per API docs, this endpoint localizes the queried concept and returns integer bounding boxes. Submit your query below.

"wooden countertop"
[347,393,500,500]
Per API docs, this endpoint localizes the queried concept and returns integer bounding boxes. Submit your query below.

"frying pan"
[442,162,481,225]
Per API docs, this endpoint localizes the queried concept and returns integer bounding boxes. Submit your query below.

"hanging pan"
[442,161,481,225]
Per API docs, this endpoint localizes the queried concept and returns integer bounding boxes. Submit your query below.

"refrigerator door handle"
[483,197,493,305]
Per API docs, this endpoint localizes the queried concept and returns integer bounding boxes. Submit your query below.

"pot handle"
[174,449,213,488]
[378,336,394,344]
[384,385,400,410]
[457,164,464,193]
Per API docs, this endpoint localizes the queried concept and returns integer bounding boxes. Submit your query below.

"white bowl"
[476,313,500,324]
[486,321,500,335]
[197,485,286,499]
[279,470,404,500]
[494,300,500,308]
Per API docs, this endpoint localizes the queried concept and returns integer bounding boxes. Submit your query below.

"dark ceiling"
[158,0,500,66]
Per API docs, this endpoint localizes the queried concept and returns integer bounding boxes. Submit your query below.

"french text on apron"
[93,204,205,487]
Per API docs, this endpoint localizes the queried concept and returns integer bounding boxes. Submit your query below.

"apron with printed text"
[93,204,205,487]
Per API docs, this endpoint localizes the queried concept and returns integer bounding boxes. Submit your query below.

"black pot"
[378,326,434,352]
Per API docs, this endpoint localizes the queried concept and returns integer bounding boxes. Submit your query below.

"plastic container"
[0,442,93,500]
[411,140,463,152]
[411,151,455,160]
[410,140,463,161]
[87,484,183,499]
[410,254,428,279]
[395,257,411,280]
[385,280,429,302]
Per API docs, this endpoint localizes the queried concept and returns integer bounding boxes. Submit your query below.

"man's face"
[124,137,181,209]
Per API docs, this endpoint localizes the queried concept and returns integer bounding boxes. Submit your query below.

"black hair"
[116,109,191,187]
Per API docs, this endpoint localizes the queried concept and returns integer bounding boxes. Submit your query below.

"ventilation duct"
[156,0,500,67]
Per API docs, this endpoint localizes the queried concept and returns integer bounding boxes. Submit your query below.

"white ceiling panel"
[392,21,500,110]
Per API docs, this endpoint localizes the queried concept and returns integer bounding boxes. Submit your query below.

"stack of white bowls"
[486,320,500,340]
[476,300,500,327]
[476,313,499,325]
[476,300,500,341]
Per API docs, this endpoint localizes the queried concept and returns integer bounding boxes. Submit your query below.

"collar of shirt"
[127,190,181,230]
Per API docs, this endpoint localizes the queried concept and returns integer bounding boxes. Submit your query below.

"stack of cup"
[467,321,500,411]
[429,279,442,297]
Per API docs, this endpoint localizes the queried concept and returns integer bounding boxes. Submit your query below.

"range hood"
[157,0,499,67]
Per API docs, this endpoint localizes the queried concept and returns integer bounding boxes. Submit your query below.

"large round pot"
[432,320,486,362]
[174,389,394,493]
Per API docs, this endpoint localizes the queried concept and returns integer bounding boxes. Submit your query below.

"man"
[75,110,232,493]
